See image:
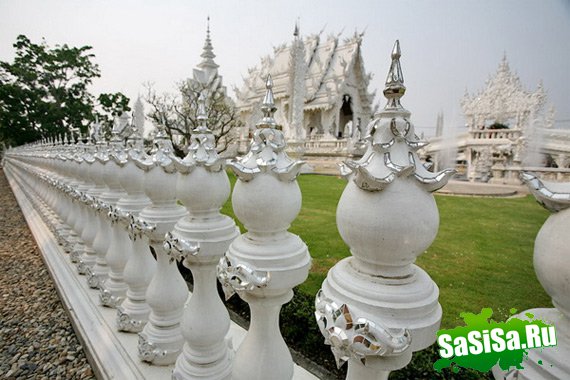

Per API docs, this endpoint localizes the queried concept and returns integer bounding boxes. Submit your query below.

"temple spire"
[198,16,219,71]
[293,18,300,38]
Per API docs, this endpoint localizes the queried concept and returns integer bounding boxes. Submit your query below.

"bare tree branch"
[142,75,242,157]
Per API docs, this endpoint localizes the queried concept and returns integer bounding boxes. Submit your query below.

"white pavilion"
[425,55,570,184]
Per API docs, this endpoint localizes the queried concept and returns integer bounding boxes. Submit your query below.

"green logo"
[434,308,556,373]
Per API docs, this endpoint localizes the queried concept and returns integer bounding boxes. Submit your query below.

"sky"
[1,0,569,137]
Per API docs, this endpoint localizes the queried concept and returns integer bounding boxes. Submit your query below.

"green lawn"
[221,173,552,329]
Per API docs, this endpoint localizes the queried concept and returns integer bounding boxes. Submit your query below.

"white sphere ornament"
[492,173,570,380]
[218,75,310,380]
[316,40,455,378]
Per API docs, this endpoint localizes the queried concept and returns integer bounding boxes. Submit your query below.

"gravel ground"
[0,169,95,380]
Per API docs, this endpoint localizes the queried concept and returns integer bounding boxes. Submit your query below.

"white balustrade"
[218,75,311,380]
[94,132,128,297]
[116,128,155,333]
[50,138,74,249]
[68,139,89,264]
[8,40,567,380]
[314,41,454,379]
[164,93,239,380]
[61,136,83,258]
[87,138,112,288]
[77,138,102,275]
[99,122,135,308]
[57,137,81,256]
[135,125,189,365]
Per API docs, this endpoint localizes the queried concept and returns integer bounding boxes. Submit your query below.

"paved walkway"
[437,180,527,197]
[0,169,95,380]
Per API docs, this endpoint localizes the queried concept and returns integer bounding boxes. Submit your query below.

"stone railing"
[239,135,353,156]
[4,41,567,380]
[2,91,316,380]
[470,129,522,140]
[304,136,348,153]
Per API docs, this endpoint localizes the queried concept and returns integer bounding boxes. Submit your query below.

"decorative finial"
[195,92,210,133]
[339,40,455,192]
[207,16,210,39]
[228,74,304,181]
[383,40,406,112]
[198,16,219,70]
[498,52,510,74]
[125,111,144,156]
[131,111,137,130]
[173,90,221,171]
[154,115,167,138]
[256,75,277,129]
[521,172,570,212]
[294,19,300,38]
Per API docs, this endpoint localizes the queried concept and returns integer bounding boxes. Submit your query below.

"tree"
[0,34,129,146]
[95,92,131,139]
[144,74,242,158]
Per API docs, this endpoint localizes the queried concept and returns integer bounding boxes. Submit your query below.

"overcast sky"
[1,0,569,136]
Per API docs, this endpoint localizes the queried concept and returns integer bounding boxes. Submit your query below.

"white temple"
[235,25,375,170]
[425,55,570,184]
[165,18,239,154]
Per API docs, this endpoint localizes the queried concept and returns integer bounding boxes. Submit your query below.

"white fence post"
[87,137,112,288]
[135,126,189,365]
[116,127,155,333]
[218,75,311,380]
[164,92,239,380]
[68,138,89,265]
[492,173,570,379]
[99,128,131,307]
[314,41,455,379]
[77,138,100,275]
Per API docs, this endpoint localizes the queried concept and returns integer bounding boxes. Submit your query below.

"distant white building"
[425,55,570,183]
[235,26,375,171]
[187,18,228,99]
[163,18,238,154]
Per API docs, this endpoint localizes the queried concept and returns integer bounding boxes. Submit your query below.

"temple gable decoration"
[235,26,375,144]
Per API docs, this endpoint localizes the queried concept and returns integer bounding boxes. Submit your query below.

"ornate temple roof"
[188,18,227,98]
[196,17,219,73]
[235,30,374,113]
[461,55,546,124]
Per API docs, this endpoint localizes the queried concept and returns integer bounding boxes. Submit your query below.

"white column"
[492,173,570,379]
[218,75,311,380]
[57,141,81,256]
[116,132,155,332]
[99,203,132,307]
[77,139,104,275]
[118,215,155,332]
[68,147,88,264]
[166,93,239,380]
[315,41,455,379]
[87,140,112,289]
[135,128,188,365]
[99,132,132,308]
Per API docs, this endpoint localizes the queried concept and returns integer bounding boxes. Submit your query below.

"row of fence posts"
[3,41,569,380]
